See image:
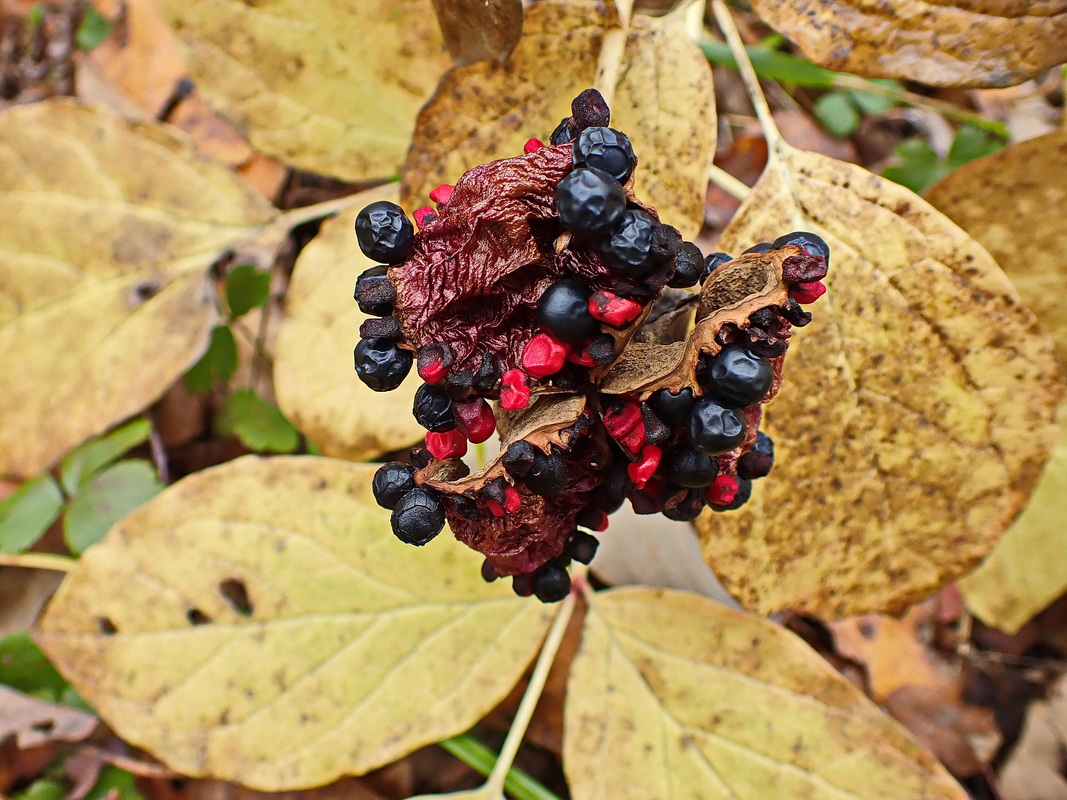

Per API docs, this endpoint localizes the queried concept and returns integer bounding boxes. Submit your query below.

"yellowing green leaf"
[0,100,276,480]
[750,0,1067,88]
[402,0,716,238]
[697,143,1063,618]
[564,587,967,800]
[157,0,449,182]
[35,456,553,790]
[274,187,426,461]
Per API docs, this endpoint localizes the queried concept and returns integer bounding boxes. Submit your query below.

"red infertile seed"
[499,369,531,410]
[454,398,496,443]
[588,290,643,328]
[486,499,506,517]
[627,444,662,489]
[707,475,739,506]
[790,281,827,304]
[523,138,545,153]
[413,206,436,229]
[503,487,522,514]
[603,400,646,454]
[566,341,597,367]
[418,358,447,384]
[428,184,454,205]
[522,333,570,378]
[425,429,468,460]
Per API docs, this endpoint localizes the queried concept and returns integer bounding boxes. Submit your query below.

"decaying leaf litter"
[0,0,1066,798]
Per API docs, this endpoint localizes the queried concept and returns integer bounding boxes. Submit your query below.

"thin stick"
[484,566,585,793]
[0,553,77,572]
[594,0,635,108]
[148,421,170,486]
[708,163,751,201]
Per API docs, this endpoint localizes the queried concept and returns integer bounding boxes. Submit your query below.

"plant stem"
[594,0,635,108]
[708,163,751,201]
[439,734,562,800]
[0,553,76,572]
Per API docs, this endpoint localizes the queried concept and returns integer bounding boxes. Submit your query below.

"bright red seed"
[428,184,454,205]
[413,206,436,229]
[418,358,447,384]
[454,398,496,443]
[521,333,570,378]
[566,341,597,367]
[523,138,545,154]
[627,444,662,489]
[790,281,826,304]
[426,429,468,460]
[486,499,505,517]
[588,290,643,328]
[499,369,532,410]
[602,399,646,454]
[503,487,522,514]
[707,475,739,505]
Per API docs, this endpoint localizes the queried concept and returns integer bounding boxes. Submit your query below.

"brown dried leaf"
[430,0,523,66]
[697,143,1063,618]
[0,685,97,748]
[402,0,715,238]
[751,0,1067,88]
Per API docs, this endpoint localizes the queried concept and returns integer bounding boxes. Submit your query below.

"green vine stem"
[439,734,562,800]
[0,552,76,571]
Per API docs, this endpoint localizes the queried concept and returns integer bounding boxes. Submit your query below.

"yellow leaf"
[157,0,449,182]
[925,131,1067,632]
[35,456,554,790]
[750,0,1067,88]
[697,143,1063,618]
[401,0,716,238]
[0,100,275,480]
[564,587,967,800]
[274,187,426,461]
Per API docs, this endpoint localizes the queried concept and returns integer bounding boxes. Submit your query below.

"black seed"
[556,167,625,238]
[737,431,774,480]
[629,486,666,515]
[780,298,813,327]
[481,560,498,582]
[446,369,475,390]
[355,201,414,264]
[550,117,573,145]
[590,458,632,513]
[663,489,708,521]
[748,307,782,335]
[483,477,508,505]
[588,334,616,366]
[533,562,571,603]
[688,398,747,455]
[503,440,538,478]
[566,530,600,564]
[354,265,396,316]
[641,404,671,446]
[743,242,774,254]
[600,209,656,276]
[390,488,445,545]
[413,384,455,432]
[668,242,703,288]
[700,252,733,283]
[409,447,435,470]
[575,506,606,531]
[711,477,753,511]
[649,387,696,429]
[536,279,598,342]
[417,342,454,375]
[512,573,534,597]
[359,315,400,340]
[699,344,773,407]
[663,443,718,488]
[449,494,480,519]
[747,338,789,359]
[473,353,503,392]
[573,126,636,183]
[524,449,568,496]
[354,337,413,392]
[772,231,830,265]
[372,462,416,509]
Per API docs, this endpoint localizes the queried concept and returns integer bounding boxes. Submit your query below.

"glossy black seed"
[663,443,718,488]
[409,447,435,470]
[354,337,413,392]
[355,201,414,264]
[590,458,632,513]
[566,530,600,565]
[772,230,830,265]
[390,488,445,545]
[555,167,625,238]
[743,242,773,254]
[473,353,503,393]
[588,334,616,366]
[525,450,568,496]
[649,387,696,429]
[711,477,753,511]
[737,431,775,480]
[483,477,508,505]
[668,242,703,288]
[354,265,396,316]
[629,485,666,515]
[573,126,636,183]
[663,489,708,521]
[512,573,534,597]
[533,562,571,603]
[688,398,747,455]
[700,252,733,283]
[700,344,773,407]
[359,315,400,340]
[481,560,498,582]
[780,298,813,327]
[372,462,416,509]
[600,209,655,276]
[413,384,455,432]
[503,440,538,478]
[550,118,573,145]
[641,404,671,446]
[650,224,683,266]
[536,279,598,342]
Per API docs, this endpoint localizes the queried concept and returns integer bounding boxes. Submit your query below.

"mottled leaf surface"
[158,0,449,181]
[565,587,967,799]
[431,0,523,66]
[697,144,1063,618]
[274,187,426,462]
[0,100,275,479]
[36,457,552,790]
[751,0,1067,88]
[402,0,715,238]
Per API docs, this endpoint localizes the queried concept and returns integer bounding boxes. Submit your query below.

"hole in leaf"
[32,720,55,734]
[187,608,212,626]
[130,279,162,305]
[97,617,117,635]
[219,578,253,616]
